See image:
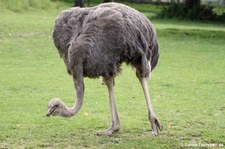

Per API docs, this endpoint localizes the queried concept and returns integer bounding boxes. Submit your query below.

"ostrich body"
[46,2,162,136]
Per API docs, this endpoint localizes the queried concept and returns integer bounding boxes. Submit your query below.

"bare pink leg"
[140,77,163,136]
[96,77,120,135]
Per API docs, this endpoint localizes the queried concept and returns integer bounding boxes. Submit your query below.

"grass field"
[0,1,225,148]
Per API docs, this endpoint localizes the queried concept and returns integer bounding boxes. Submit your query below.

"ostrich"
[46,2,163,136]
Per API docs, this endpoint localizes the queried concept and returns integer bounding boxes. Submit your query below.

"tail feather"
[150,41,159,71]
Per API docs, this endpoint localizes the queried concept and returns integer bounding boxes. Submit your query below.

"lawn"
[0,1,225,148]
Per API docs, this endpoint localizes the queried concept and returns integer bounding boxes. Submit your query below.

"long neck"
[60,65,85,117]
[60,98,83,117]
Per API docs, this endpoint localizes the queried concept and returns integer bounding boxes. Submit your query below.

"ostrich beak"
[46,107,57,117]
[46,110,51,117]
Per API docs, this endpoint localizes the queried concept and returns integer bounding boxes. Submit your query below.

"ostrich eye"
[55,104,59,108]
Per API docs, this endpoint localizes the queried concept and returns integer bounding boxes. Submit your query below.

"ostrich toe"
[150,115,163,136]
[96,126,120,136]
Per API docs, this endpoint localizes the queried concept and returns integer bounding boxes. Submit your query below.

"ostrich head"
[46,98,66,117]
[46,98,77,117]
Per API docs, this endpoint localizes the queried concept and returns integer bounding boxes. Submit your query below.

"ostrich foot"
[96,126,120,136]
[150,114,163,136]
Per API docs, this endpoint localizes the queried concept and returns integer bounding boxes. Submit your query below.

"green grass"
[0,1,225,148]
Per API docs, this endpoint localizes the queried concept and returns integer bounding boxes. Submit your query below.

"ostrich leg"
[96,77,120,135]
[139,76,163,136]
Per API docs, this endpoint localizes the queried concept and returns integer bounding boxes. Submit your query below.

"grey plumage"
[49,2,162,136]
[53,2,159,78]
